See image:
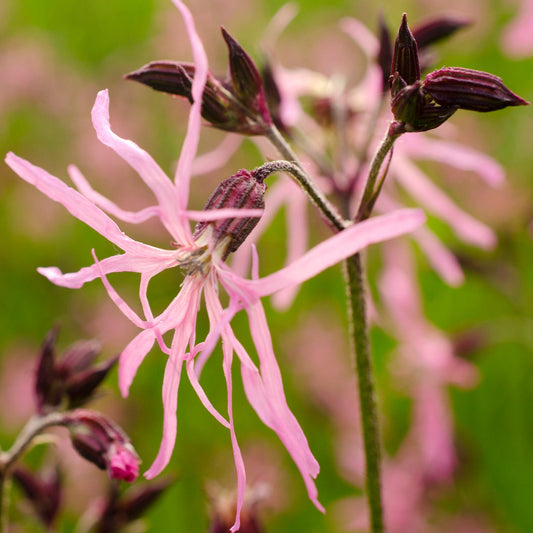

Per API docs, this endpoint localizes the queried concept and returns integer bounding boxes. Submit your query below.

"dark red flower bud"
[66,409,140,483]
[95,479,173,533]
[221,27,271,126]
[412,16,471,50]
[423,67,529,112]
[35,326,63,412]
[193,169,266,260]
[391,81,457,133]
[377,13,393,93]
[12,465,62,528]
[391,14,420,94]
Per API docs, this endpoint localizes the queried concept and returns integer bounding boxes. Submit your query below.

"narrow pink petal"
[204,282,246,532]
[250,208,426,297]
[144,340,185,479]
[68,165,161,224]
[185,356,230,428]
[172,0,209,211]
[399,135,505,187]
[91,90,191,245]
[191,134,243,176]
[37,249,177,289]
[245,301,324,511]
[145,277,202,478]
[5,152,156,255]
[393,156,496,249]
[91,250,146,328]
[412,227,465,287]
[185,207,264,221]
[119,329,157,396]
[340,17,379,58]
[271,182,308,310]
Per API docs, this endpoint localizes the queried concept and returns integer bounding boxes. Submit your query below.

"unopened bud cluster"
[388,14,528,134]
[126,28,272,135]
[35,327,118,412]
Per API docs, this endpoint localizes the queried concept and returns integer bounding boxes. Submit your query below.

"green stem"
[0,412,65,532]
[265,124,386,532]
[345,253,384,533]
[356,128,398,221]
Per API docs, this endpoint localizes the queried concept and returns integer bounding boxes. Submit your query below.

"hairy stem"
[265,125,386,532]
[356,128,398,221]
[0,412,65,532]
[345,253,384,533]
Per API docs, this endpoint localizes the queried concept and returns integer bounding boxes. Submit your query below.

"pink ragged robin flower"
[5,2,425,530]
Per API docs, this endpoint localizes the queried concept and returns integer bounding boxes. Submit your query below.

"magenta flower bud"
[391,14,420,94]
[66,409,140,483]
[193,169,266,260]
[221,27,271,127]
[423,66,529,112]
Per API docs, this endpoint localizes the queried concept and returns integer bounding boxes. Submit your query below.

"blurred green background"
[1,0,533,531]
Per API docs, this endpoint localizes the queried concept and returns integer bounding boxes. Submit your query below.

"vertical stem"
[265,123,387,532]
[345,253,384,533]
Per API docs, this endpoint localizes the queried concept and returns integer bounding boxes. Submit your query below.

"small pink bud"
[66,409,140,483]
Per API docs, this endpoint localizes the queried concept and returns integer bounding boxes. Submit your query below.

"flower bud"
[391,81,457,133]
[221,27,271,126]
[391,14,420,94]
[423,67,529,111]
[412,16,471,50]
[193,169,266,260]
[66,409,140,483]
[35,326,63,412]
[34,329,117,411]
[377,13,393,93]
[12,465,62,528]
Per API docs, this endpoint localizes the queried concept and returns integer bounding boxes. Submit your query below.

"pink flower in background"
[5,2,426,529]
[501,0,533,57]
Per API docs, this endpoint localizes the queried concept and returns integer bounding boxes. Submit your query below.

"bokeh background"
[1,0,533,531]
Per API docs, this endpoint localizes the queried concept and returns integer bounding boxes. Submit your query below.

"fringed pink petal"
[185,207,264,221]
[250,208,426,297]
[340,17,379,58]
[37,250,176,289]
[68,165,161,224]
[119,329,157,396]
[90,90,190,245]
[185,356,230,428]
[501,0,533,57]
[172,0,209,214]
[393,155,496,249]
[5,152,152,255]
[245,301,324,511]
[204,282,246,532]
[144,282,201,479]
[144,338,186,479]
[399,135,505,187]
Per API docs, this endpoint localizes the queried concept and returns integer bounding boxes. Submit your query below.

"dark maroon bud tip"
[412,16,472,50]
[377,13,393,93]
[221,27,272,126]
[424,67,529,112]
[391,14,421,94]
[35,326,63,413]
[125,61,195,102]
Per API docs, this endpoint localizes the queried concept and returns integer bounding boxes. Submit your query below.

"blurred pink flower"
[5,2,426,529]
[501,0,533,57]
